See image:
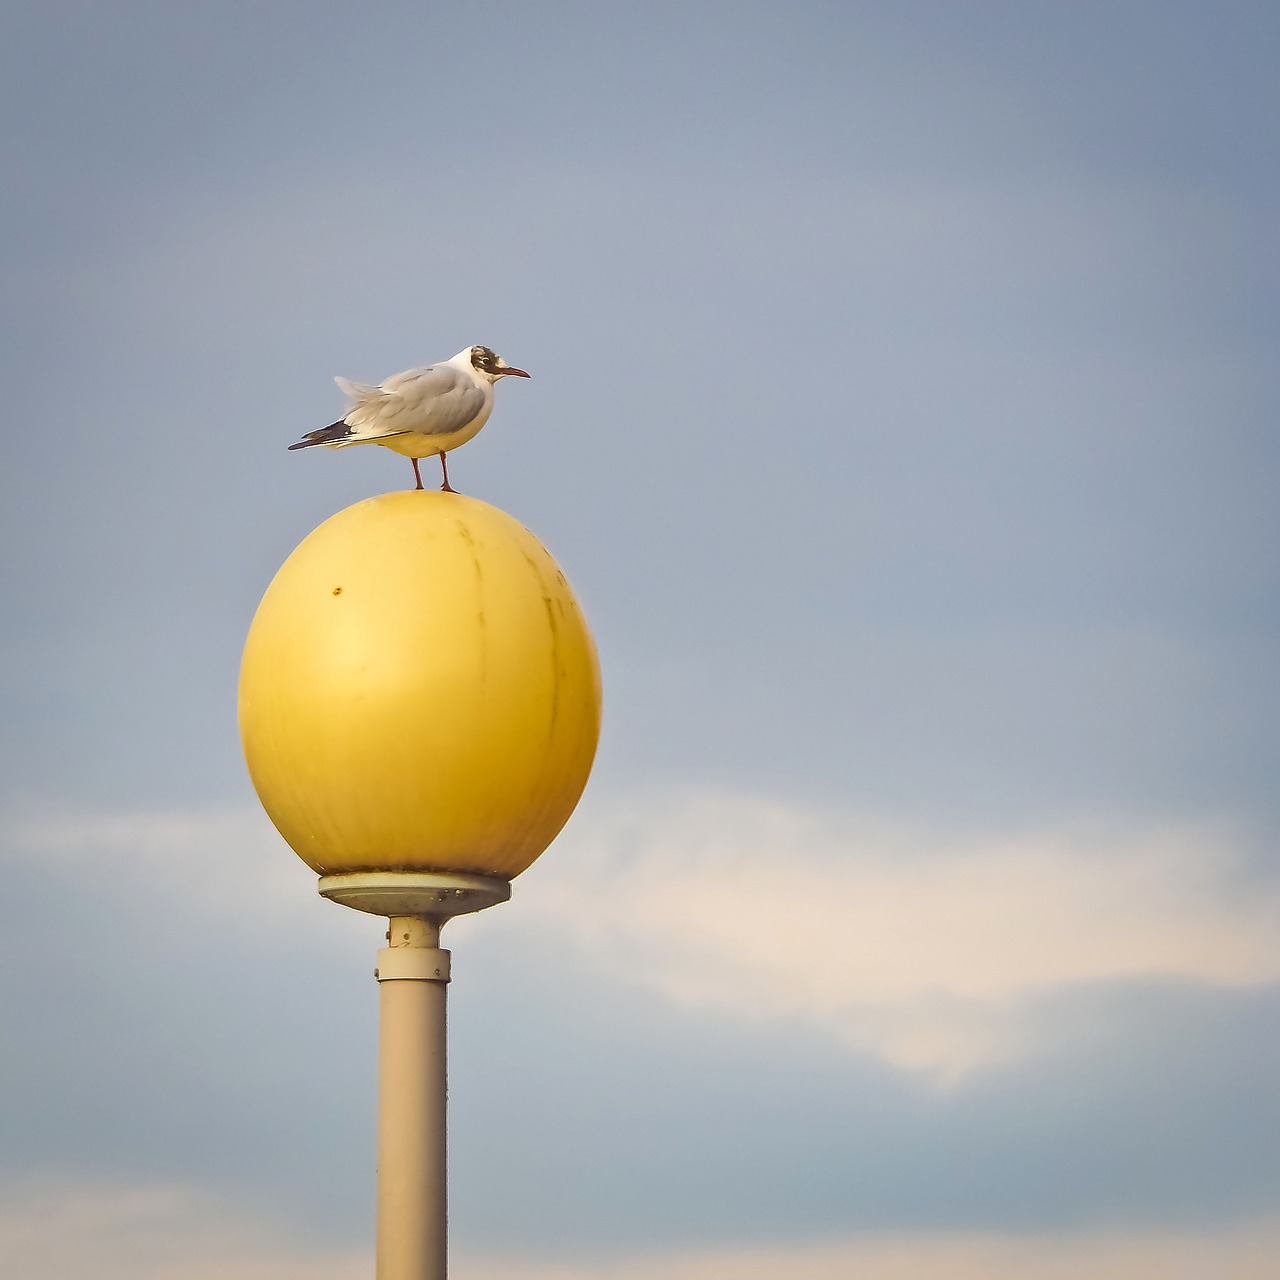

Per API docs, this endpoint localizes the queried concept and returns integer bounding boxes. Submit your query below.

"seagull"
[289,345,530,491]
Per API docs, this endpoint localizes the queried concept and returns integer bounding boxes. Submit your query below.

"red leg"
[411,457,424,490]
[439,452,456,493]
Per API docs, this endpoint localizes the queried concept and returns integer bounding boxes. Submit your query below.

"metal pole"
[376,914,451,1280]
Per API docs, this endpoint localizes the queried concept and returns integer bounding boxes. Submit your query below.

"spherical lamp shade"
[239,491,601,881]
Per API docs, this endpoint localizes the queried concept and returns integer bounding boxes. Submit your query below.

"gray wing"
[344,364,485,439]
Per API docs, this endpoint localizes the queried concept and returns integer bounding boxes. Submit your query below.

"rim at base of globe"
[318,870,512,919]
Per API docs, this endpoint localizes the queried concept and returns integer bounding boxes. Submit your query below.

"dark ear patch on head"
[471,345,501,374]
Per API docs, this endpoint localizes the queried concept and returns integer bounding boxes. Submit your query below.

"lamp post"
[238,491,601,1280]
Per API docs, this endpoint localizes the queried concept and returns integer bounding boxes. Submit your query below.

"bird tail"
[289,375,410,451]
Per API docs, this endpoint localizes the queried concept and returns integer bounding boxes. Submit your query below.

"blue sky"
[1,2,1278,1277]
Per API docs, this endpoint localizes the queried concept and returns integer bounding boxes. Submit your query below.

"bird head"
[468,345,531,382]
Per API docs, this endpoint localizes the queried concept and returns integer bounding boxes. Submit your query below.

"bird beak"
[500,366,531,379]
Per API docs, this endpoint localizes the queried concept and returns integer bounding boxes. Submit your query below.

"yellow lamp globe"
[239,491,601,899]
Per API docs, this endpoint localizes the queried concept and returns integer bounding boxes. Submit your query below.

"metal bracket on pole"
[375,947,452,983]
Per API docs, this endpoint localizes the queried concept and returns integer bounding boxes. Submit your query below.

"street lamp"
[239,490,601,1280]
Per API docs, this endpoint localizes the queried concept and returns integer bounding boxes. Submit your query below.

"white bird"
[289,345,530,491]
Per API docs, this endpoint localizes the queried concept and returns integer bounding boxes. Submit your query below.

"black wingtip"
[288,420,351,451]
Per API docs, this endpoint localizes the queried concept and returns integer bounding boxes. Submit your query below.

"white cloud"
[3,1172,1277,1280]
[0,1174,366,1280]
[3,804,347,929]
[464,1222,1280,1280]
[505,788,1280,1079]
[6,787,1278,1080]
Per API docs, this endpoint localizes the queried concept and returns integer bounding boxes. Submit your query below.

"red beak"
[501,367,531,379]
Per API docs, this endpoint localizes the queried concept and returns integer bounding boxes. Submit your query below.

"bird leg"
[439,452,457,493]
[411,457,424,490]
